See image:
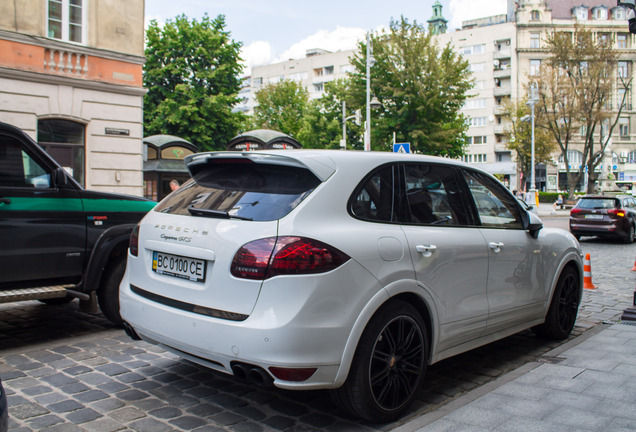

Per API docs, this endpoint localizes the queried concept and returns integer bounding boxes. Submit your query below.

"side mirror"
[54,167,69,188]
[527,211,543,239]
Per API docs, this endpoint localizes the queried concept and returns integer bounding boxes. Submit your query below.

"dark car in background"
[569,195,636,243]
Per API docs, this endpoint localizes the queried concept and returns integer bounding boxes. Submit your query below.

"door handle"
[0,198,10,205]
[488,242,504,253]
[416,244,437,257]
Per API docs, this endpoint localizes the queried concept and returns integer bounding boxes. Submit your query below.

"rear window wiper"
[187,206,253,221]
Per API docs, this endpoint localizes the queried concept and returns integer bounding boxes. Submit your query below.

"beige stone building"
[0,0,146,195]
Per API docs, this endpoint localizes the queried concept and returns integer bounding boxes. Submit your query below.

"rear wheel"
[97,256,126,326]
[533,266,580,340]
[623,224,635,244]
[332,300,428,423]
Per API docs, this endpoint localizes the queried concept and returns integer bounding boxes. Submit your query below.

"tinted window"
[350,165,398,223]
[577,198,618,209]
[0,136,51,188]
[462,170,523,228]
[403,164,468,226]
[154,163,321,221]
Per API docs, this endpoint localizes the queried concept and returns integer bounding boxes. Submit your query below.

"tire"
[97,256,126,326]
[533,266,580,340]
[332,300,428,423]
[623,224,635,244]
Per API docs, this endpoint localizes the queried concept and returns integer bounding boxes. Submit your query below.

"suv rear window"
[154,162,321,221]
[577,198,618,210]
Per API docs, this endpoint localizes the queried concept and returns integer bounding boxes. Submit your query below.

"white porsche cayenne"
[120,150,583,422]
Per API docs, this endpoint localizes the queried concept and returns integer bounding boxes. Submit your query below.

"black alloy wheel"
[533,266,580,340]
[333,300,427,423]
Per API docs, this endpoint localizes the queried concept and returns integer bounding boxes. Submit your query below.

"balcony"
[493,50,511,60]
[493,68,511,78]
[44,48,87,76]
[493,86,511,97]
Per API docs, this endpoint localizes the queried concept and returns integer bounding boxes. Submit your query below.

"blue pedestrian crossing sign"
[393,143,410,153]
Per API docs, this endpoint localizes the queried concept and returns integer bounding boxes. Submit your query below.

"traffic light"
[354,109,362,126]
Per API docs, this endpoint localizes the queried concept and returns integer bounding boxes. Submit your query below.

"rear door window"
[154,162,321,221]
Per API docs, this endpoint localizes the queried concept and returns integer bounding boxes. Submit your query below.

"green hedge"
[537,192,584,203]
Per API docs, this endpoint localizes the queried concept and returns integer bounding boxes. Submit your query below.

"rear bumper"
[119,259,379,390]
[569,220,628,238]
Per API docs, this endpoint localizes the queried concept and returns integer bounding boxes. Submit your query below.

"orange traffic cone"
[583,253,597,290]
[631,257,636,271]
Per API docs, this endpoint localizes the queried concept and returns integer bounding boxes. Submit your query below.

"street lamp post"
[526,84,538,206]
[341,101,361,150]
[365,32,372,152]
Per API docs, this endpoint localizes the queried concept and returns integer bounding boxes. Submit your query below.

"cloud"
[274,26,367,63]
[448,0,507,30]
[241,41,274,75]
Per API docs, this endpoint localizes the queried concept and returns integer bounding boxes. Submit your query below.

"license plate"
[152,251,206,282]
[585,214,604,220]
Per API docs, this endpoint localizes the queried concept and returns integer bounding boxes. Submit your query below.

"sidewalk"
[534,202,570,218]
[397,322,636,432]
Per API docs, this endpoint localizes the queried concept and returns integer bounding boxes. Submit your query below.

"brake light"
[570,208,581,215]
[269,367,317,382]
[609,209,626,218]
[231,236,350,280]
[130,224,140,257]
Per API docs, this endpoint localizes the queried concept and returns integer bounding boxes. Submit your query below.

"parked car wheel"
[623,223,635,244]
[533,266,580,340]
[97,256,126,326]
[333,300,428,423]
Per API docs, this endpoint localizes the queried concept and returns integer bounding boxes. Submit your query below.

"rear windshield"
[577,198,618,210]
[154,162,321,221]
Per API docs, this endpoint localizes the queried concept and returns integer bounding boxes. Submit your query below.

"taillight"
[231,236,350,280]
[130,224,140,257]
[570,208,581,216]
[609,209,626,218]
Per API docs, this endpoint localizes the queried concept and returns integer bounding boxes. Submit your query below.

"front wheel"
[97,256,126,326]
[533,266,580,340]
[332,300,428,423]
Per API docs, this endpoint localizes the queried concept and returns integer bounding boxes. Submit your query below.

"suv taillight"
[231,236,350,280]
[570,208,581,215]
[608,209,626,218]
[130,224,140,257]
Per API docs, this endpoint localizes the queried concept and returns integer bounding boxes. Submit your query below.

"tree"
[501,98,556,189]
[297,79,364,149]
[537,24,631,195]
[144,14,245,151]
[348,17,472,155]
[252,80,309,138]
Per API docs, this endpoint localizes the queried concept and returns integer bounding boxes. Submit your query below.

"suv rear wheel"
[333,300,428,422]
[97,256,126,325]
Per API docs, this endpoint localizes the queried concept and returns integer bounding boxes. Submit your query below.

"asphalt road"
[1,225,634,431]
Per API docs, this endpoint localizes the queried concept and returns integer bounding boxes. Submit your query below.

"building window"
[468,117,488,127]
[464,99,487,109]
[38,119,85,186]
[324,66,334,75]
[619,118,630,139]
[618,34,629,48]
[574,7,588,21]
[48,0,84,43]
[530,33,540,49]
[618,61,630,78]
[593,7,608,20]
[313,83,324,92]
[530,59,541,76]
[531,10,540,21]
[614,7,627,20]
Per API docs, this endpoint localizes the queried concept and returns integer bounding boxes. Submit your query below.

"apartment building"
[437,15,518,189]
[437,0,636,192]
[0,0,146,195]
[241,48,356,113]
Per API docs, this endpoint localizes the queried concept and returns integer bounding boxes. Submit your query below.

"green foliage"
[144,14,245,151]
[349,17,473,155]
[252,80,309,138]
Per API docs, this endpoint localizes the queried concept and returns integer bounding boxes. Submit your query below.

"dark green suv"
[0,121,155,324]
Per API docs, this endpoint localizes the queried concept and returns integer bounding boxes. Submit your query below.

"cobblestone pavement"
[1,235,634,432]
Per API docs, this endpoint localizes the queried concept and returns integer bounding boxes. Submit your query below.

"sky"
[145,0,508,74]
